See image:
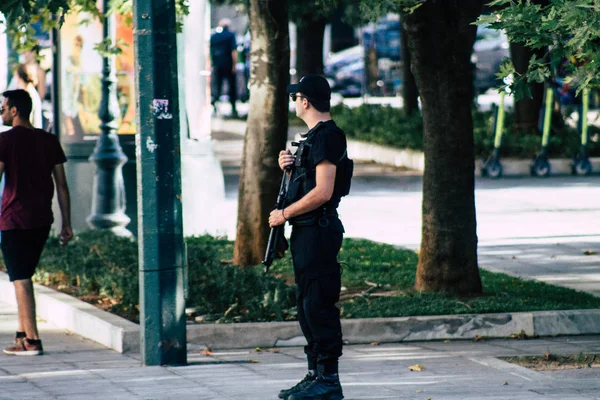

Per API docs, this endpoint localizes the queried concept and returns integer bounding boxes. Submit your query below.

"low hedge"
[329,103,600,159]
[20,232,295,323]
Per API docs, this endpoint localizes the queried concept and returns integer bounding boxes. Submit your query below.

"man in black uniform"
[269,74,352,400]
[210,18,238,117]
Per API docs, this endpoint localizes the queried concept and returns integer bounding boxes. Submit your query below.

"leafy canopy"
[478,0,600,98]
[0,0,189,54]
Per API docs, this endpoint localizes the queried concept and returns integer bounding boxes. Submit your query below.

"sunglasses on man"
[289,93,310,102]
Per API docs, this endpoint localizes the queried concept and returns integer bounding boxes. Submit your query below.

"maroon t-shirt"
[0,126,67,230]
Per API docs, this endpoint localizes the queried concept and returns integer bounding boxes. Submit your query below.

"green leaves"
[1,0,190,53]
[477,0,600,95]
[358,0,423,22]
[93,38,125,57]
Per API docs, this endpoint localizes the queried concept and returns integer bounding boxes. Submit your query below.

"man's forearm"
[56,186,71,226]
[284,187,330,219]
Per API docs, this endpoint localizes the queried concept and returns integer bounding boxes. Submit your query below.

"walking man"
[1,89,73,356]
[210,18,238,117]
[269,75,353,400]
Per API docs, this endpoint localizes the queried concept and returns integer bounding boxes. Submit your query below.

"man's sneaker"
[14,331,26,345]
[288,374,344,400]
[278,373,317,399]
[3,338,43,356]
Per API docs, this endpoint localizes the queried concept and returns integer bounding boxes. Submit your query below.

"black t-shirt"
[305,120,348,210]
[286,120,349,233]
[210,28,237,70]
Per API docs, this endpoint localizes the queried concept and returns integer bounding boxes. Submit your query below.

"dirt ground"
[501,353,600,371]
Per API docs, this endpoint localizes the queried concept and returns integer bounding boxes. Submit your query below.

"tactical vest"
[286,123,353,226]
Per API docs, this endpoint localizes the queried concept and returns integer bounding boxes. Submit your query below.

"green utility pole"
[133,0,187,366]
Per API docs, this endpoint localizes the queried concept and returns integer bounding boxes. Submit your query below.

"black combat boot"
[287,373,344,400]
[278,372,317,399]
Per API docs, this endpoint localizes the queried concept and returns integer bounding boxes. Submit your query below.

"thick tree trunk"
[510,42,544,133]
[233,0,290,266]
[404,0,483,294]
[295,18,327,80]
[401,19,418,115]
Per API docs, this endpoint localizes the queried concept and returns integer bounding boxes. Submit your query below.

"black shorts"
[1,226,51,282]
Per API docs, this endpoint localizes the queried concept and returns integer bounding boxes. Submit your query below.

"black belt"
[290,207,338,227]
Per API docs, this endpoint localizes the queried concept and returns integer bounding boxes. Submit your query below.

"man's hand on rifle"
[269,208,287,227]
[278,150,295,171]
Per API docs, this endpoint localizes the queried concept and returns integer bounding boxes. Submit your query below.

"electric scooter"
[481,90,506,178]
[530,84,554,177]
[571,88,592,175]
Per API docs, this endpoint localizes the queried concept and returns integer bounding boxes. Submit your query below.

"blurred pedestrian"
[210,18,238,118]
[13,64,43,129]
[21,46,48,101]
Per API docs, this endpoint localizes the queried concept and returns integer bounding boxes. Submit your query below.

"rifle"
[263,166,292,272]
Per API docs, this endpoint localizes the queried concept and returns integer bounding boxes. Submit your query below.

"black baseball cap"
[287,74,331,103]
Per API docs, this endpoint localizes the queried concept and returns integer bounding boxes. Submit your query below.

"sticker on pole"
[153,99,173,119]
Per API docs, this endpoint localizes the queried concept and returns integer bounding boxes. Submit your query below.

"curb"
[3,272,599,352]
[0,272,139,353]
[210,118,600,176]
[341,141,600,176]
[188,309,600,349]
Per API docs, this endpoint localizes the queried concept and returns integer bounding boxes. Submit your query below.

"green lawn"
[4,232,599,323]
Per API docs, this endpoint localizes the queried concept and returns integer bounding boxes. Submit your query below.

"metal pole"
[51,23,61,138]
[87,0,132,236]
[133,0,187,366]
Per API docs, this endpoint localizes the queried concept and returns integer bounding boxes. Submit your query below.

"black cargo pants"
[290,222,344,375]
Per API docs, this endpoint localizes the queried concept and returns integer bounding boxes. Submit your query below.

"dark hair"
[16,64,35,85]
[2,89,33,119]
[311,100,330,113]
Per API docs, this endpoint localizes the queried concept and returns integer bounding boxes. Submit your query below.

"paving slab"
[1,313,599,400]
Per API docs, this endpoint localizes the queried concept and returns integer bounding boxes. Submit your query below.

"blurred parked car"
[324,17,401,97]
[472,24,510,94]
[325,20,508,97]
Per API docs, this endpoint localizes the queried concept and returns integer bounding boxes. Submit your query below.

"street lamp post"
[87,2,131,236]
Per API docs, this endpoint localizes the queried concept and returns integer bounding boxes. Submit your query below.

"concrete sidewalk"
[1,301,599,400]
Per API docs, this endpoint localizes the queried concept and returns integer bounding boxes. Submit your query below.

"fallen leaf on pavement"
[248,359,261,363]
[583,250,598,255]
[409,364,425,371]
[200,348,213,357]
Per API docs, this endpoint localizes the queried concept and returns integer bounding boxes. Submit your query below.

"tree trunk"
[295,18,327,80]
[404,0,483,295]
[510,42,544,133]
[233,0,290,266]
[401,18,418,115]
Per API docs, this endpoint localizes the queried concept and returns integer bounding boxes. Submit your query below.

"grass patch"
[501,353,600,371]
[3,232,600,324]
